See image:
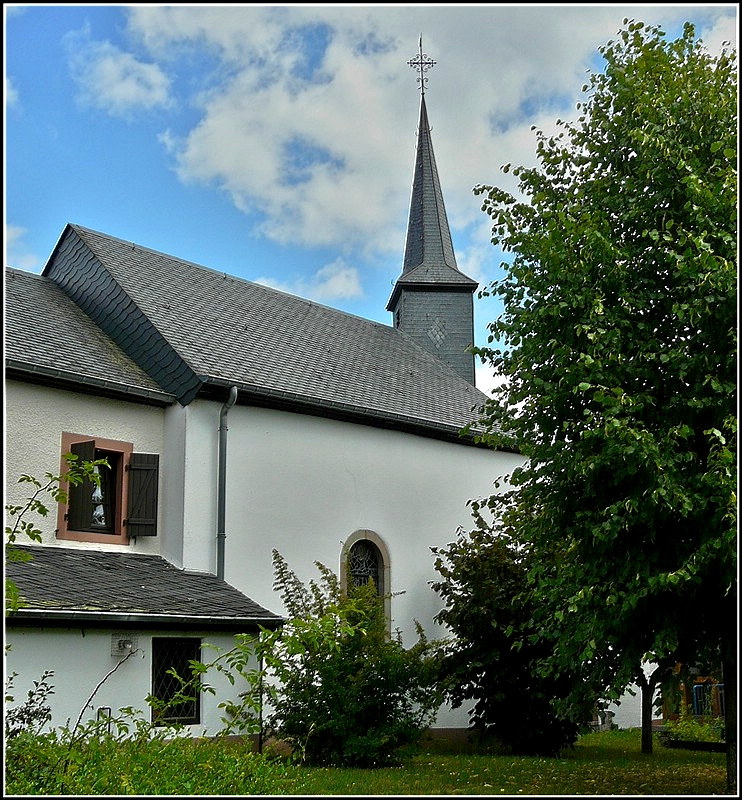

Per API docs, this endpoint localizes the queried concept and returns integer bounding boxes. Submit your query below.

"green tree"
[470,17,736,783]
[431,521,582,755]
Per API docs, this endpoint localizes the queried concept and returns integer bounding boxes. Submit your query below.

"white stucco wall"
[169,399,525,732]
[5,627,259,738]
[175,402,525,646]
[159,404,188,568]
[4,380,166,555]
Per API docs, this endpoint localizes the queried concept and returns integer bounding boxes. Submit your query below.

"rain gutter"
[217,386,238,580]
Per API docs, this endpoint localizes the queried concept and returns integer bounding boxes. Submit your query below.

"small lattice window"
[427,317,447,349]
[151,637,201,725]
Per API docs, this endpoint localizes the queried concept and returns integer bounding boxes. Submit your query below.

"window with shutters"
[151,637,201,725]
[56,432,159,544]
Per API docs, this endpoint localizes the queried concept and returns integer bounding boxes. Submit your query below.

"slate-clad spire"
[401,95,459,275]
[387,41,477,385]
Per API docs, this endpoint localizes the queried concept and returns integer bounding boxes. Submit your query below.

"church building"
[5,52,525,738]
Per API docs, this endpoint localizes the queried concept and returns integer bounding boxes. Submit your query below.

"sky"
[4,4,738,394]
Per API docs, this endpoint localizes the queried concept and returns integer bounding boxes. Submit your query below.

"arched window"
[348,539,381,593]
[341,530,391,632]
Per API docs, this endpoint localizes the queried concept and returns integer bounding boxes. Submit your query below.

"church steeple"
[399,94,462,276]
[387,39,477,384]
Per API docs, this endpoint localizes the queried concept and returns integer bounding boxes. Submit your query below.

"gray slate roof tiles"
[36,223,491,440]
[5,267,173,404]
[402,96,459,274]
[7,545,283,630]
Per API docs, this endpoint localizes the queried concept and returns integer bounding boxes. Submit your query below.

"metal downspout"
[217,386,238,580]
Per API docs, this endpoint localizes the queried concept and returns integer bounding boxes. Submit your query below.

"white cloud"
[5,225,41,271]
[125,5,636,257]
[695,11,739,55]
[66,5,738,261]
[5,76,18,108]
[475,362,509,398]
[64,23,173,118]
[255,257,364,302]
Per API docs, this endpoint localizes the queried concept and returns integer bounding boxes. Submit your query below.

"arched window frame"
[340,529,391,633]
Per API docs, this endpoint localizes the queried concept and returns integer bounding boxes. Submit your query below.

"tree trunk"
[722,646,737,794]
[638,669,657,754]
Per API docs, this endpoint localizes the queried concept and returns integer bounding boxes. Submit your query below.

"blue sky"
[4,4,737,394]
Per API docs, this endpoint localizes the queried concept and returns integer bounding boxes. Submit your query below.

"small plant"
[261,550,442,767]
[663,697,724,744]
[5,669,55,739]
[4,653,201,794]
[5,453,108,612]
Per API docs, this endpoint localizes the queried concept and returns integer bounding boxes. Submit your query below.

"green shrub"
[663,699,724,743]
[5,669,54,739]
[262,550,441,767]
[4,731,299,795]
[431,527,582,756]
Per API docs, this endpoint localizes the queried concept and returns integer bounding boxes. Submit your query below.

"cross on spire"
[407,35,435,96]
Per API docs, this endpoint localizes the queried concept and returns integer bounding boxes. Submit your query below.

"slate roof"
[6,545,283,631]
[34,223,493,442]
[4,268,174,406]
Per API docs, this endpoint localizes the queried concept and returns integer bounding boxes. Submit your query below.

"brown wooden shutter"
[67,440,96,530]
[126,453,159,537]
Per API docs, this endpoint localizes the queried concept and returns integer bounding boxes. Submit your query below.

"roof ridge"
[69,223,401,333]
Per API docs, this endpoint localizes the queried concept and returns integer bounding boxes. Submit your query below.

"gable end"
[44,226,203,405]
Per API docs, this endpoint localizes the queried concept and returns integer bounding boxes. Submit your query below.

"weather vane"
[407,35,435,96]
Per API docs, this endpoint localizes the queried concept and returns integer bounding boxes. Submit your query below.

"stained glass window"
[349,540,381,594]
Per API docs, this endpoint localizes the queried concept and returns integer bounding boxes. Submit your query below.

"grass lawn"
[5,728,728,795]
[287,729,728,795]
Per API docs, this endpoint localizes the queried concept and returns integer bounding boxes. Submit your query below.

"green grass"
[5,729,727,795]
[288,730,727,796]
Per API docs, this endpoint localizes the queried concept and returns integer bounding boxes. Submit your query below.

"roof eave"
[6,608,285,632]
[386,278,478,311]
[5,362,175,407]
[198,377,492,447]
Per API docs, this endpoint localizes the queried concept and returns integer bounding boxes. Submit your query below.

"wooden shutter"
[126,453,159,537]
[67,440,96,530]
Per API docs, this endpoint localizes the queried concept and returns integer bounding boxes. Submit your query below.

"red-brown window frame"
[56,432,133,545]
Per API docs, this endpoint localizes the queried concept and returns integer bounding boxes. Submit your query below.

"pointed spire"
[401,93,459,275]
[387,40,478,385]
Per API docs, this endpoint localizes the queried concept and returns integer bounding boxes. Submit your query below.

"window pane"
[90,464,111,529]
[90,450,117,532]
[349,541,380,594]
[68,448,118,533]
[152,638,201,725]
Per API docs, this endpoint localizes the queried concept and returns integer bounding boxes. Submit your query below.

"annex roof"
[6,545,284,631]
[36,223,494,443]
[4,267,174,406]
